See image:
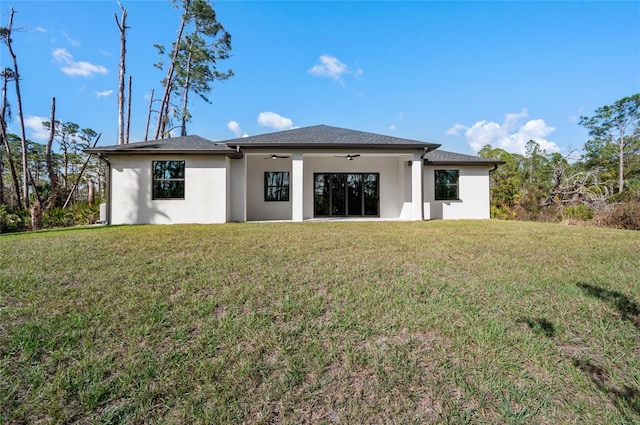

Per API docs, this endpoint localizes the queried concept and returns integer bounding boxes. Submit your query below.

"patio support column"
[292,152,304,222]
[411,152,424,220]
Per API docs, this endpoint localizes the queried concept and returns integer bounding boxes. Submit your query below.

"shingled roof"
[424,149,504,165]
[223,125,440,150]
[85,135,239,156]
[85,126,503,167]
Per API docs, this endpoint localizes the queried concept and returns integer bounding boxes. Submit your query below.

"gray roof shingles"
[85,125,502,165]
[223,125,440,149]
[85,135,235,155]
[424,149,504,165]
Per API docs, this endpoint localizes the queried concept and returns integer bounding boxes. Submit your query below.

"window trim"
[434,169,459,201]
[152,160,186,200]
[264,171,290,202]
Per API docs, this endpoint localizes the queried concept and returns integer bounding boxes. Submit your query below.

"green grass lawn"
[1,220,639,423]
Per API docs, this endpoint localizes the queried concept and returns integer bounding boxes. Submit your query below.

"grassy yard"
[1,220,639,423]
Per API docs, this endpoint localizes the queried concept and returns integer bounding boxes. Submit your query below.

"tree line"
[478,93,640,229]
[0,0,233,232]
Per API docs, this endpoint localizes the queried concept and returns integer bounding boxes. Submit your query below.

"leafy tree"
[154,0,233,138]
[40,121,99,207]
[478,145,523,218]
[42,121,79,190]
[579,94,640,194]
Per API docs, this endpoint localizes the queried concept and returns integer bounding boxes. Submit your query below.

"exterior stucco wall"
[245,155,293,221]
[109,155,228,224]
[301,155,409,220]
[106,153,493,224]
[243,154,414,221]
[423,165,491,219]
[229,157,246,222]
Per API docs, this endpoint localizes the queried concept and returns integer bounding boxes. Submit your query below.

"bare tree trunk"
[30,199,42,230]
[63,150,69,190]
[618,141,624,194]
[126,75,132,143]
[45,97,59,207]
[0,70,22,207]
[63,133,101,209]
[144,88,154,141]
[180,40,194,137]
[160,94,171,138]
[116,3,128,145]
[0,149,4,204]
[5,8,30,208]
[154,7,189,140]
[88,179,95,205]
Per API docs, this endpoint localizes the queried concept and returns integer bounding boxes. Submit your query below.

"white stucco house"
[86,125,502,225]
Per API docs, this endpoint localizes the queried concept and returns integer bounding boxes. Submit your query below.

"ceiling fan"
[264,154,290,160]
[335,154,361,161]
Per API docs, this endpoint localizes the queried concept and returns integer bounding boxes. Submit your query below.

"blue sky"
[2,0,639,156]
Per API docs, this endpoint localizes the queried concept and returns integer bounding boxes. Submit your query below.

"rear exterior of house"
[87,126,501,225]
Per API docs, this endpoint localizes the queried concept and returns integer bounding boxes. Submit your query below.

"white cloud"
[448,109,560,154]
[446,123,467,136]
[34,26,47,33]
[227,120,242,137]
[95,90,113,97]
[308,55,362,83]
[52,48,108,77]
[98,49,112,57]
[388,112,404,131]
[257,112,294,130]
[308,55,347,80]
[24,115,51,141]
[62,32,80,47]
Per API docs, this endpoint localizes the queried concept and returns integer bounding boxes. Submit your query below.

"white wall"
[301,155,408,219]
[109,155,228,224]
[245,155,293,221]
[243,154,413,221]
[107,153,492,224]
[229,157,246,222]
[423,165,491,219]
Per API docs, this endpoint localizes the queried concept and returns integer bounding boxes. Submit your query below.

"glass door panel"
[331,174,347,216]
[347,174,363,216]
[314,174,330,216]
[313,173,379,217]
[363,174,379,216]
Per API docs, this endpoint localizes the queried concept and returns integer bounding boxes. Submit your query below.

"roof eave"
[230,142,441,150]
[85,148,242,159]
[423,160,506,166]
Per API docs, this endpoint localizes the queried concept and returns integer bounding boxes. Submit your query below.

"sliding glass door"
[314,173,379,217]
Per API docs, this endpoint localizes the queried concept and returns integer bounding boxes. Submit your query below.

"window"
[264,171,289,201]
[152,160,185,199]
[434,170,459,200]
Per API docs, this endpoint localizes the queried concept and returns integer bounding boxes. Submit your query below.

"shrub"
[491,205,516,220]
[42,208,74,228]
[0,205,28,233]
[562,204,595,222]
[593,201,640,230]
[42,202,100,229]
[68,201,100,225]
